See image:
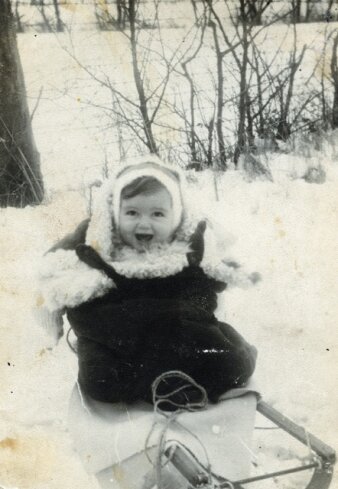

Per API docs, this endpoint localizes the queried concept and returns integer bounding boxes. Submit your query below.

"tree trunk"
[234,0,249,165]
[128,0,158,154]
[332,85,338,129]
[304,0,313,22]
[15,1,24,32]
[246,92,255,148]
[53,0,64,32]
[276,31,306,141]
[247,0,261,25]
[117,0,126,30]
[210,21,227,169]
[326,0,335,22]
[331,33,338,129]
[253,46,265,136]
[292,0,302,23]
[0,0,44,207]
[182,64,197,164]
[38,0,52,32]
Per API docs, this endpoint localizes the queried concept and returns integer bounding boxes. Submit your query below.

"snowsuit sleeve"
[185,220,257,398]
[35,219,91,345]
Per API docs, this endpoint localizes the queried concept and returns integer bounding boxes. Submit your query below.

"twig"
[30,86,44,122]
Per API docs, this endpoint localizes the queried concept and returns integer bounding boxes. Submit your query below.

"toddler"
[37,156,257,408]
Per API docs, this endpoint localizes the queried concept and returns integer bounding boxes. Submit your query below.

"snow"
[1,164,337,488]
[1,14,338,489]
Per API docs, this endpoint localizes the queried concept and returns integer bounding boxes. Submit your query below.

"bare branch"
[30,86,44,122]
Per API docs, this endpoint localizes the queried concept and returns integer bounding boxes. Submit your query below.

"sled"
[159,400,336,489]
[68,380,336,489]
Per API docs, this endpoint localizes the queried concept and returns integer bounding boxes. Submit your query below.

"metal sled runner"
[163,399,336,489]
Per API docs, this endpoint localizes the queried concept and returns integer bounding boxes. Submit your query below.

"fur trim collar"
[38,157,255,312]
[37,235,253,313]
[112,241,190,278]
[37,249,115,311]
[38,241,191,311]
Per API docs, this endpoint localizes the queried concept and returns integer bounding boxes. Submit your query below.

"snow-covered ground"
[1,163,337,489]
[1,13,338,489]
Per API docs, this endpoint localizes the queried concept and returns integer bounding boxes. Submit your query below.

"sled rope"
[145,370,214,489]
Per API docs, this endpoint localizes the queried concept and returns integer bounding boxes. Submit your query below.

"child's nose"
[137,216,152,230]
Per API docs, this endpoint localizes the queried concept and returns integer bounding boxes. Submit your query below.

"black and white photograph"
[0,1,337,488]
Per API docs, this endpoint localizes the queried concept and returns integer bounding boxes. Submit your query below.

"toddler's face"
[119,188,176,250]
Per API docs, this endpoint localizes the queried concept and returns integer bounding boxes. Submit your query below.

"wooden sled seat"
[68,373,335,489]
[68,381,259,488]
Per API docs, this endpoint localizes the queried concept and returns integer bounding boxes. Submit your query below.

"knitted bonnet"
[112,159,184,230]
[85,156,190,261]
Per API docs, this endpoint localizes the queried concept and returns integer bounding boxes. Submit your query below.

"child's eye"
[126,210,137,216]
[153,211,165,218]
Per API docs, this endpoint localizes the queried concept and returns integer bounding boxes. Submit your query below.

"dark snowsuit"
[51,220,257,407]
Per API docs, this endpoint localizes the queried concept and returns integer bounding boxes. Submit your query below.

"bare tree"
[331,32,338,128]
[167,0,212,170]
[0,0,44,206]
[276,25,306,140]
[234,0,251,163]
[54,0,335,170]
[94,0,111,30]
[304,0,314,22]
[116,0,127,30]
[32,0,53,32]
[53,0,64,32]
[327,0,338,21]
[209,19,228,168]
[180,3,208,168]
[14,0,24,32]
[65,0,188,155]
[237,0,272,26]
[151,1,222,168]
[127,0,158,152]
[205,0,278,164]
[94,0,127,31]
[291,0,302,23]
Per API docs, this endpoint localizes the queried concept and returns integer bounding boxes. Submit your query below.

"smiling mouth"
[135,233,153,243]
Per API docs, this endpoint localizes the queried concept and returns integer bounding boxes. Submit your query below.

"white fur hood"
[37,157,256,312]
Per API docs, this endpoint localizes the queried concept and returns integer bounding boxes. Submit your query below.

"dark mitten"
[48,219,89,253]
[76,244,122,284]
[187,220,207,266]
